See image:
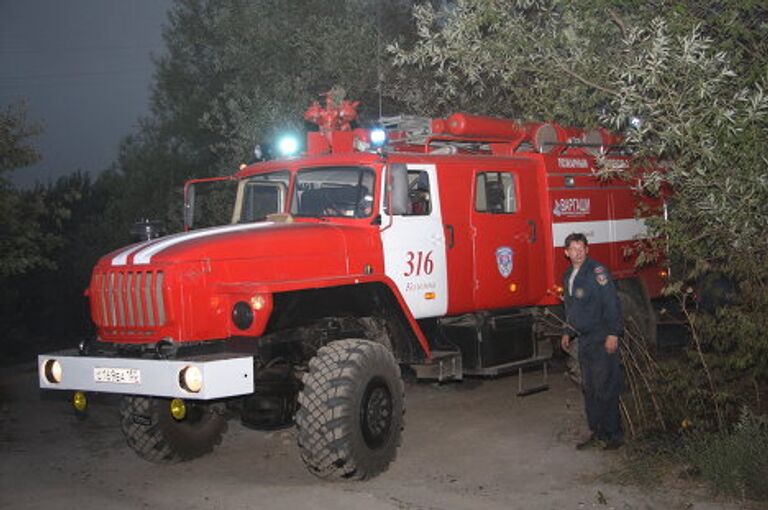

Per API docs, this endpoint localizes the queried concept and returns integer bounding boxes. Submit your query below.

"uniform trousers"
[578,334,623,441]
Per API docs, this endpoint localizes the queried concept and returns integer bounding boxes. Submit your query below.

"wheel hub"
[360,377,393,449]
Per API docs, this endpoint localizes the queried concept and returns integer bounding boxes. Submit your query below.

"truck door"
[471,166,545,309]
[380,164,448,319]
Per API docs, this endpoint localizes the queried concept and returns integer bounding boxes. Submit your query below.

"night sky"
[0,0,172,188]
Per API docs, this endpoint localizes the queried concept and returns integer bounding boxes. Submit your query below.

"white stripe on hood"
[111,222,273,266]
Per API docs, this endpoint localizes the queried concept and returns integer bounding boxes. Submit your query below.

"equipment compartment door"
[471,167,545,309]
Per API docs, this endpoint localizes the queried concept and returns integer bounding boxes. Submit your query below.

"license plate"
[94,367,141,384]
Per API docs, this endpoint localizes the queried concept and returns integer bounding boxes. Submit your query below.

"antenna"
[376,2,383,119]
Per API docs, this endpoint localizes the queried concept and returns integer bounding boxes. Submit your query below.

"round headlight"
[44,359,63,383]
[179,365,203,393]
[232,301,254,330]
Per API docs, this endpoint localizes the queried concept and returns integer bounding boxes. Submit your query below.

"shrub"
[683,408,768,501]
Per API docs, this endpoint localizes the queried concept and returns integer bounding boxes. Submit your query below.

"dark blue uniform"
[563,258,623,442]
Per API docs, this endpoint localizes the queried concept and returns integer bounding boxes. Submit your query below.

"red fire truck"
[38,97,666,480]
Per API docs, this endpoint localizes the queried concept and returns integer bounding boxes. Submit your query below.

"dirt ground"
[0,362,742,510]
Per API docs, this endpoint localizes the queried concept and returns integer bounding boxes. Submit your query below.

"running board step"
[463,357,550,397]
[411,350,463,382]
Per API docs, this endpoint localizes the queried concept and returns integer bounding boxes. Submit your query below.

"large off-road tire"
[119,396,228,464]
[296,339,405,480]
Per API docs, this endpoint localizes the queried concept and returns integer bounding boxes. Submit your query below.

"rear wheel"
[618,288,656,348]
[565,288,655,386]
[119,396,228,463]
[296,339,404,480]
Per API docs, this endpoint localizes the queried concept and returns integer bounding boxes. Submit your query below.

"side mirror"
[386,163,409,216]
[184,183,196,230]
[182,175,236,231]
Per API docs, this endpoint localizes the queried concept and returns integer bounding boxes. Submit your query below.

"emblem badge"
[496,246,514,278]
[552,200,562,217]
[575,288,585,298]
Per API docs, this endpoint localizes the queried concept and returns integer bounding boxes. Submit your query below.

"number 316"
[404,250,434,276]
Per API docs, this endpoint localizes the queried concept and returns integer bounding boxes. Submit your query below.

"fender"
[218,274,431,358]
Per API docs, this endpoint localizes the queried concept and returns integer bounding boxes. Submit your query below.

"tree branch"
[608,8,627,39]
[555,61,621,97]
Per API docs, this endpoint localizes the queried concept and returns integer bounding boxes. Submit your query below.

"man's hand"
[561,334,571,351]
[605,335,618,353]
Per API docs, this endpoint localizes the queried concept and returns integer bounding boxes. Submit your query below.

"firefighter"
[560,232,624,450]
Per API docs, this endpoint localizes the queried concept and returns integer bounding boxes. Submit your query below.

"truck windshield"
[291,166,375,218]
[237,170,290,222]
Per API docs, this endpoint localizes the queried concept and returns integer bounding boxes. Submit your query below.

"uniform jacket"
[562,257,623,338]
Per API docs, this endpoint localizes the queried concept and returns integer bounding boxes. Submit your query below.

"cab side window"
[407,170,431,215]
[475,172,517,213]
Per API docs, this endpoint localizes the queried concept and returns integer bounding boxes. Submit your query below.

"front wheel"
[119,396,228,463]
[296,339,405,480]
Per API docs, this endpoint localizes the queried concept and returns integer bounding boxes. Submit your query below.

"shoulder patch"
[594,265,605,274]
[596,273,609,286]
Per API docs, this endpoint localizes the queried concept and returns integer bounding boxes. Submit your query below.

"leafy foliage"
[0,102,40,174]
[0,108,99,358]
[157,0,416,168]
[0,102,67,279]
[602,11,768,425]
[606,17,768,269]
[683,408,768,501]
[389,0,627,122]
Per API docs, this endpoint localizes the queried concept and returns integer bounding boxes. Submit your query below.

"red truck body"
[89,144,665,349]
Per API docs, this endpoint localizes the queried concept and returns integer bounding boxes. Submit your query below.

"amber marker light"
[73,392,87,412]
[424,292,436,300]
[250,294,266,311]
[170,398,187,420]
[509,283,518,292]
[659,269,669,279]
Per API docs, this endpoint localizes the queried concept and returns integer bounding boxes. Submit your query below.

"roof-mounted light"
[277,135,299,157]
[370,127,387,147]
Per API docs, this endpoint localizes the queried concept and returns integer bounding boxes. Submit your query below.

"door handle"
[527,220,537,243]
[445,224,455,249]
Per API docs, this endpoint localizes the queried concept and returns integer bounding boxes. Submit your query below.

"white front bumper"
[38,350,254,400]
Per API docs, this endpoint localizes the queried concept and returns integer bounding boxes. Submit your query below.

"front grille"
[92,269,166,329]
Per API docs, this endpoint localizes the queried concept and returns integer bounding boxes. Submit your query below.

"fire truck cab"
[38,97,666,480]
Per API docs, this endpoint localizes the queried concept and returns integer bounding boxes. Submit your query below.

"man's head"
[564,232,589,268]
